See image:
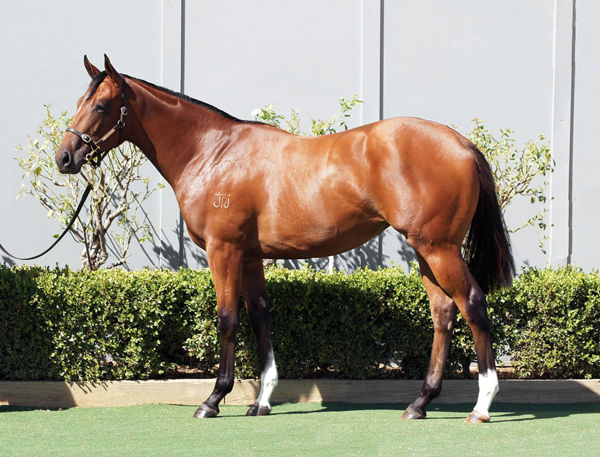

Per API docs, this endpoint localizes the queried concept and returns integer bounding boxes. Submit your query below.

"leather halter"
[65,76,128,168]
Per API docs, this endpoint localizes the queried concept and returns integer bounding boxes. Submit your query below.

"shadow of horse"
[266,401,600,422]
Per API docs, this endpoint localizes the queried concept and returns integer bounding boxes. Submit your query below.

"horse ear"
[84,55,100,79]
[103,54,122,86]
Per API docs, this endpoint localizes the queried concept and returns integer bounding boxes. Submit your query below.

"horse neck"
[125,78,238,188]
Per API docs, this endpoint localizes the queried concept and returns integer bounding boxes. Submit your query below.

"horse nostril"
[61,150,71,167]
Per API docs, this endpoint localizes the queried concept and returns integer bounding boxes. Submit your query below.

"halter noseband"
[65,76,128,168]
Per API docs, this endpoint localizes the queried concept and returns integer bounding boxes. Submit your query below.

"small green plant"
[252,95,362,136]
[467,119,554,251]
[15,105,162,269]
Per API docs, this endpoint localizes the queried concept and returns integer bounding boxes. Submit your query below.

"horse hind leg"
[402,254,458,420]
[241,259,278,416]
[408,240,498,423]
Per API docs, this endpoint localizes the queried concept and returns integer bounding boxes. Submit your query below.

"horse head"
[56,55,127,174]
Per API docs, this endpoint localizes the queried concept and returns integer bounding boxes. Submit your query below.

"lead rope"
[0,183,93,261]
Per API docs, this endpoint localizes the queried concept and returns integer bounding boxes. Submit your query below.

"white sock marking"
[256,348,278,408]
[473,368,499,418]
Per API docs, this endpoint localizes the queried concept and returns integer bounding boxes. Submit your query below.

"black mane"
[128,76,265,125]
[86,71,265,125]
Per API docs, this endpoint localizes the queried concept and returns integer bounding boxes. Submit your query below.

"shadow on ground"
[268,401,600,422]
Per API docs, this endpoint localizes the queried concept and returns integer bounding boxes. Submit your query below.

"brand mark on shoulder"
[212,193,231,209]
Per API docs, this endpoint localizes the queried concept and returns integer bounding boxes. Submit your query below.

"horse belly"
[258,208,388,259]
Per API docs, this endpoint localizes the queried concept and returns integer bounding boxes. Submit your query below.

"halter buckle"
[116,106,128,129]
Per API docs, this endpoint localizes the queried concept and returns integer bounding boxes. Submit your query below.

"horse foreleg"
[402,257,457,420]
[241,260,278,416]
[194,245,243,419]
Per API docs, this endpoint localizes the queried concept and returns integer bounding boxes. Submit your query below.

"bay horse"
[56,55,514,423]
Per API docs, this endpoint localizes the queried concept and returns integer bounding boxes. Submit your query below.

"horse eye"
[95,102,108,112]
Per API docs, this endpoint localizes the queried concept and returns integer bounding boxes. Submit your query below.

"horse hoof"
[246,403,272,416]
[465,410,490,423]
[401,405,426,420]
[193,404,219,419]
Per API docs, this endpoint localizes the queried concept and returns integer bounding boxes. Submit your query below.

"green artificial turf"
[0,402,598,456]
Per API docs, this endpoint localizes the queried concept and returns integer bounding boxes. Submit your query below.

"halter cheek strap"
[65,77,128,168]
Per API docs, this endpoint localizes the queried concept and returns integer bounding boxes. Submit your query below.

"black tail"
[464,145,515,294]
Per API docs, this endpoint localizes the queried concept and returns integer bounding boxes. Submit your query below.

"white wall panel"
[0,0,598,272]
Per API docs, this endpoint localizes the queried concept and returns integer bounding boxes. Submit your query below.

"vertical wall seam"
[378,0,384,267]
[379,0,385,122]
[159,0,186,269]
[178,0,186,267]
[567,0,576,265]
[360,0,385,268]
[549,0,576,267]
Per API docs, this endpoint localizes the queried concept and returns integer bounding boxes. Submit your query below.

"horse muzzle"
[56,147,85,174]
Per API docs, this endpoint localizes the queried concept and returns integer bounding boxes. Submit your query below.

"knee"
[431,301,458,333]
[218,308,240,329]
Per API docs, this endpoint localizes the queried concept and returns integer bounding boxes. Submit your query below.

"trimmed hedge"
[0,267,202,380]
[496,267,600,379]
[0,265,598,381]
